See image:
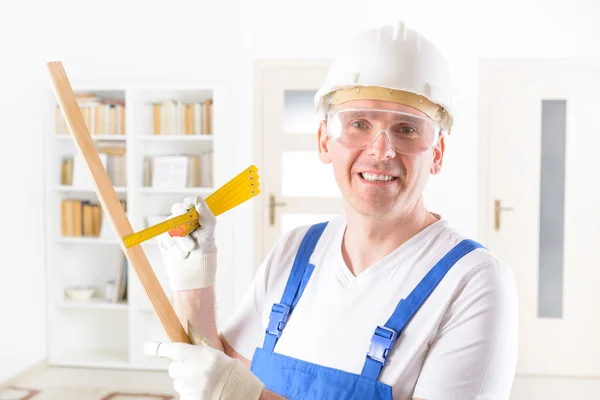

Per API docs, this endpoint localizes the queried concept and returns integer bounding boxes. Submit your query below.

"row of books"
[56,93,126,135]
[153,99,212,135]
[142,152,213,189]
[60,144,126,187]
[61,199,127,237]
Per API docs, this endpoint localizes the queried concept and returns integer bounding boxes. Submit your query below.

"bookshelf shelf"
[55,134,126,141]
[53,185,127,193]
[136,135,213,141]
[136,187,214,194]
[59,297,129,310]
[54,237,120,244]
[45,84,232,372]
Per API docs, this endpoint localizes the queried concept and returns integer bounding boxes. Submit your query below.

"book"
[151,155,189,189]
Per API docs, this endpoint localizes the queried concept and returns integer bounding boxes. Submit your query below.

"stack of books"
[152,99,212,135]
[61,200,127,237]
[56,93,126,136]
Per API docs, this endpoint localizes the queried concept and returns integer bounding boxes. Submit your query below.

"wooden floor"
[2,366,600,399]
[0,366,176,400]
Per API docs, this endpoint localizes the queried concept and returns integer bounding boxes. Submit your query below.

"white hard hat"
[314,21,453,133]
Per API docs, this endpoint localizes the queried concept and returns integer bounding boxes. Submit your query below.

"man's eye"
[351,121,366,128]
[393,125,416,134]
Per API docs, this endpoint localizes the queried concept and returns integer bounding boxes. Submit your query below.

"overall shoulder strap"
[361,239,485,379]
[262,221,329,351]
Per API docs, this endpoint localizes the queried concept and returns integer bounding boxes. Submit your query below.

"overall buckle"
[266,303,291,338]
[366,326,398,365]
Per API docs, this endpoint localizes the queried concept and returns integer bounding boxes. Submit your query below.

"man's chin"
[347,196,400,217]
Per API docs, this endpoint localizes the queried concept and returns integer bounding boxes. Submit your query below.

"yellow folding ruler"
[122,165,260,248]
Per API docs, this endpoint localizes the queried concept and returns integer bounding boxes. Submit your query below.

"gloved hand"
[144,340,264,400]
[156,196,218,291]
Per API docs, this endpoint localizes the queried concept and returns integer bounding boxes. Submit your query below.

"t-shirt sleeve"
[220,227,305,360]
[412,259,519,400]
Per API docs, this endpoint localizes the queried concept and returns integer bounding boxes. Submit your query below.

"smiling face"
[318,99,446,217]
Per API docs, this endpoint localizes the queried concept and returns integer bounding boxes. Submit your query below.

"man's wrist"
[167,251,217,291]
[220,359,264,400]
[259,388,287,400]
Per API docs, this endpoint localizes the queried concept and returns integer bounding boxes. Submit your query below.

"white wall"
[1,0,599,383]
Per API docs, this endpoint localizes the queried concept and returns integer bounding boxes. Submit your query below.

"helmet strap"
[327,86,449,126]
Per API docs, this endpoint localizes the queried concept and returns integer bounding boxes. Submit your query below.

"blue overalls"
[250,221,483,400]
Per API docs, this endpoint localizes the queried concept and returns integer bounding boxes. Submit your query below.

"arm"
[173,286,224,353]
[158,196,225,352]
[172,287,261,369]
[167,242,253,365]
[156,196,287,399]
[412,260,518,400]
[160,197,252,361]
[168,199,293,369]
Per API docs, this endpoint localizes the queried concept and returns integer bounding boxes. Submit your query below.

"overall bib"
[250,222,483,400]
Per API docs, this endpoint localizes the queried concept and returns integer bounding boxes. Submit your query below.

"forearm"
[173,285,224,352]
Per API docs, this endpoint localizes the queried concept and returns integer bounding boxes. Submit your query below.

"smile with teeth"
[360,172,397,182]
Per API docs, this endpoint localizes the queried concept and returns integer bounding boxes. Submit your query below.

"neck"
[341,199,439,276]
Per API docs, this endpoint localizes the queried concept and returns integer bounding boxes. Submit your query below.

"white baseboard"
[0,360,48,390]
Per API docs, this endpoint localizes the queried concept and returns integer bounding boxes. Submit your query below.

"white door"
[479,59,600,377]
[254,61,345,268]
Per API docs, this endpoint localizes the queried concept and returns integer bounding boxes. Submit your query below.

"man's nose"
[367,131,396,160]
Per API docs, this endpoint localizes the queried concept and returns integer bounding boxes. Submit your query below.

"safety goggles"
[326,108,442,155]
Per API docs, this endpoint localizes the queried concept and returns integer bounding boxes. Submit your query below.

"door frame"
[253,59,332,272]
[476,57,495,247]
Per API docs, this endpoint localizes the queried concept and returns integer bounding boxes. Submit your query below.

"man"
[146,20,519,400]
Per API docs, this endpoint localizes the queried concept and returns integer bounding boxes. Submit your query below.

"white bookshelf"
[44,84,235,371]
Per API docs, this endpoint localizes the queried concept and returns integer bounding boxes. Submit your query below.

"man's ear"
[318,120,332,164]
[430,134,446,175]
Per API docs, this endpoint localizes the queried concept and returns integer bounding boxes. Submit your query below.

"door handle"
[269,193,287,226]
[494,199,514,231]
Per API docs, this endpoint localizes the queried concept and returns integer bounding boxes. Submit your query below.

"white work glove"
[144,340,264,400]
[156,196,218,291]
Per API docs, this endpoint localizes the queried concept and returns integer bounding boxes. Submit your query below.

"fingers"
[169,360,202,379]
[174,381,200,400]
[163,197,215,256]
[175,234,196,252]
[182,196,196,210]
[156,232,189,259]
[143,341,162,358]
[144,341,190,361]
[190,196,216,223]
[155,231,175,248]
[171,202,189,216]
[170,201,197,252]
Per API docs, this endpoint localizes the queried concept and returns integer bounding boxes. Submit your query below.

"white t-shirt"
[221,215,518,400]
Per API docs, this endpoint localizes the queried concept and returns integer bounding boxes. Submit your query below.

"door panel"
[480,59,600,377]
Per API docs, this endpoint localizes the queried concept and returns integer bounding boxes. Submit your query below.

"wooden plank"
[47,61,191,344]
